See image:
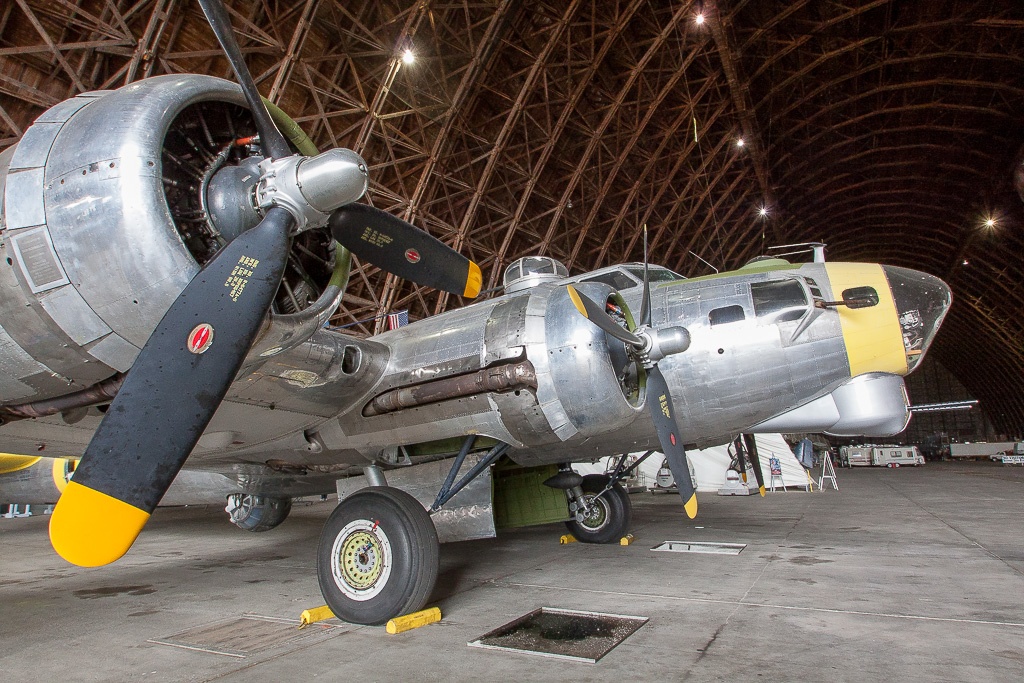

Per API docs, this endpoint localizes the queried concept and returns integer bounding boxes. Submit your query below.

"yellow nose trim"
[825,263,907,377]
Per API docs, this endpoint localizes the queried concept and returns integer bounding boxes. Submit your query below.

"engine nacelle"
[0,75,252,403]
[527,281,644,440]
[1,75,336,407]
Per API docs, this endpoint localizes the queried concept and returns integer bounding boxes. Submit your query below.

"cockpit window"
[750,280,808,323]
[581,270,639,290]
[623,266,684,282]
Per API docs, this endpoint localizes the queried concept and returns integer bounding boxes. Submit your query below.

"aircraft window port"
[709,305,746,327]
[805,277,823,299]
[342,346,361,374]
[751,280,807,323]
[581,271,638,290]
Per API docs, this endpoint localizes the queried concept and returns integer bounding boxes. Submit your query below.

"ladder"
[818,451,839,491]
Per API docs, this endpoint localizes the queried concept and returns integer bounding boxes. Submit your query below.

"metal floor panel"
[148,614,344,658]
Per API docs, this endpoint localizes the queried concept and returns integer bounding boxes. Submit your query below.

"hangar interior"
[3,3,1024,680]
[1,0,1022,440]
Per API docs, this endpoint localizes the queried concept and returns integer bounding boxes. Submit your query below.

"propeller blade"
[329,204,481,298]
[197,0,290,159]
[640,224,651,328]
[647,365,697,518]
[49,208,293,566]
[566,285,645,347]
[742,433,766,497]
[732,435,748,483]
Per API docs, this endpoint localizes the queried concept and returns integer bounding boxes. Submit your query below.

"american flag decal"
[386,310,409,330]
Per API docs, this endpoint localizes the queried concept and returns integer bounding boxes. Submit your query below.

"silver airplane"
[0,0,951,626]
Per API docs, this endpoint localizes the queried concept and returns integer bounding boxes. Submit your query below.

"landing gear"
[317,487,439,625]
[225,494,292,532]
[565,474,632,544]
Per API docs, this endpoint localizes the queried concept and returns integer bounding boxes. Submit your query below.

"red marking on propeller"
[187,324,214,354]
[405,248,421,264]
[670,434,677,446]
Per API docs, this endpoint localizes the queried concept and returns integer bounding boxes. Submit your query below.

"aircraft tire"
[317,486,439,625]
[227,494,292,532]
[565,474,631,544]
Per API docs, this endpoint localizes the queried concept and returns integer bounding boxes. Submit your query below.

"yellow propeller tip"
[49,481,149,567]
[566,285,588,318]
[683,493,698,519]
[741,472,748,483]
[463,261,483,299]
[759,485,766,497]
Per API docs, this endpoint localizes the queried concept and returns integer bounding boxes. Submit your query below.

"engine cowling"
[0,75,335,406]
[525,281,645,441]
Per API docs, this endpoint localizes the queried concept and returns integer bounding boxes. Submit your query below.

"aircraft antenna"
[688,251,719,273]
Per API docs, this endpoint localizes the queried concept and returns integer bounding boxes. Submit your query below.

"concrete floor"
[2,461,1023,682]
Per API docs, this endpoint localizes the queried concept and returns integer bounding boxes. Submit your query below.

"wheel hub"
[579,495,608,530]
[330,520,393,601]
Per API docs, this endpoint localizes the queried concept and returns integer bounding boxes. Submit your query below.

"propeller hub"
[638,325,691,365]
[256,148,368,232]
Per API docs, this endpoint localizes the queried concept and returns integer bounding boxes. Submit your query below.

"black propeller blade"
[639,224,651,328]
[732,435,748,483]
[197,0,290,159]
[50,208,292,565]
[566,285,645,347]
[742,433,767,497]
[330,204,481,298]
[647,365,697,518]
[51,0,298,567]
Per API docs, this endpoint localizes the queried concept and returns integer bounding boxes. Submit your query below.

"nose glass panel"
[883,266,952,371]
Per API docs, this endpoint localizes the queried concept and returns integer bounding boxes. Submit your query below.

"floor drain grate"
[468,607,647,663]
[651,540,746,555]
[149,614,344,658]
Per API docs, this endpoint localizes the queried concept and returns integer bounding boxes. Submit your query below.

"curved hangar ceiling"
[0,0,1021,433]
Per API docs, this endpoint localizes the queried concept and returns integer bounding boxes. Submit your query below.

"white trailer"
[840,446,872,467]
[871,446,923,467]
[949,442,1016,460]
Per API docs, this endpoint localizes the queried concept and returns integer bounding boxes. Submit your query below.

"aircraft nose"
[882,266,952,371]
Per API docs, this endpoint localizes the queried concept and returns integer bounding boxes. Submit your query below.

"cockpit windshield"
[624,266,684,282]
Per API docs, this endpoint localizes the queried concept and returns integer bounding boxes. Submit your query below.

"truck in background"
[948,442,1020,461]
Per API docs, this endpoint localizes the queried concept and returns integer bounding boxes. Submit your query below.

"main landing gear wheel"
[317,486,439,625]
[565,474,632,544]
